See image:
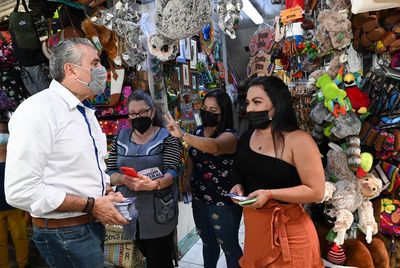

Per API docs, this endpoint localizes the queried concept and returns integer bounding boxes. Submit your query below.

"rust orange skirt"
[239,201,323,268]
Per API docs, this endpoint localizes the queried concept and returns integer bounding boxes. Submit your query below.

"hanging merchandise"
[290,81,314,133]
[249,27,275,56]
[28,0,59,18]
[216,0,243,39]
[147,0,212,61]
[20,64,50,95]
[380,196,400,236]
[42,6,85,60]
[9,0,41,50]
[0,68,31,106]
[322,148,384,246]
[0,31,16,71]
[247,25,276,78]
[9,0,47,67]
[200,23,215,56]
[0,90,16,112]
[81,18,119,64]
[93,0,146,68]
[247,50,274,77]
[150,56,164,100]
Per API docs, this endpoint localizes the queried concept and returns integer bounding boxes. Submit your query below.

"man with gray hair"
[5,38,128,267]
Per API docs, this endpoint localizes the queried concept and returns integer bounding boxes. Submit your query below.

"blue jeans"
[192,199,243,268]
[32,222,105,268]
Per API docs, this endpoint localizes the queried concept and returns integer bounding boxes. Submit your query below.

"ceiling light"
[242,0,264,25]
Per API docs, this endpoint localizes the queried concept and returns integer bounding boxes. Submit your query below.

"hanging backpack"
[9,0,47,66]
[9,0,41,50]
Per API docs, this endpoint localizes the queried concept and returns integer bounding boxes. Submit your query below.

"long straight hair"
[248,76,299,158]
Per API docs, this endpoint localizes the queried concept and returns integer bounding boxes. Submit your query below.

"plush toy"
[309,102,329,144]
[81,18,120,65]
[344,73,370,114]
[316,73,348,116]
[148,0,212,61]
[329,111,361,140]
[326,149,357,183]
[323,174,383,245]
[216,0,243,39]
[316,223,389,268]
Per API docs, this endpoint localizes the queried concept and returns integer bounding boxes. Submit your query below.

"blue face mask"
[0,134,9,145]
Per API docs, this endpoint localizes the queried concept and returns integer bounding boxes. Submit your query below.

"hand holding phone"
[121,166,138,177]
[238,197,258,206]
[225,193,258,205]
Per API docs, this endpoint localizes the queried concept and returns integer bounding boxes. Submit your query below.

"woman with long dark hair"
[230,76,324,267]
[165,89,243,268]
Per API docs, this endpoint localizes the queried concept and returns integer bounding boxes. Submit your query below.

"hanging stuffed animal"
[216,0,243,39]
[316,73,348,116]
[344,73,370,114]
[323,174,383,245]
[148,0,212,61]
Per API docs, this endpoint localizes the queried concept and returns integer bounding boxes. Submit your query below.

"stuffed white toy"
[323,150,383,246]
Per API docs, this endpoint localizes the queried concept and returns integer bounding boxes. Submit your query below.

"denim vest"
[116,128,178,240]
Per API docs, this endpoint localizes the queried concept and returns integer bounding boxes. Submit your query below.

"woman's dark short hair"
[203,89,234,133]
[248,76,299,157]
[127,90,163,127]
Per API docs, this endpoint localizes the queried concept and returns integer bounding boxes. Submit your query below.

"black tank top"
[235,130,302,195]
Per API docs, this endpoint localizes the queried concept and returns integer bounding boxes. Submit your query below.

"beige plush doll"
[323,174,383,245]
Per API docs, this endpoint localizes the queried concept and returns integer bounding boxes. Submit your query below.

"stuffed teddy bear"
[148,0,212,61]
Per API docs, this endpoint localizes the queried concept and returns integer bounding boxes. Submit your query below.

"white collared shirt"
[5,80,109,219]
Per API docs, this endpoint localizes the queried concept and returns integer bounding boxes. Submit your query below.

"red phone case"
[121,166,138,177]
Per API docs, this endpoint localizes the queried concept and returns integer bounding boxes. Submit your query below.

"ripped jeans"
[192,199,243,268]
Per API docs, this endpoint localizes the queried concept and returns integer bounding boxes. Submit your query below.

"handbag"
[9,0,41,50]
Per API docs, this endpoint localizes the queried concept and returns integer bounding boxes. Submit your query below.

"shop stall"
[1,0,400,267]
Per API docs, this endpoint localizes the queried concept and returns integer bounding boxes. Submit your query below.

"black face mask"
[131,117,152,134]
[200,109,220,127]
[247,110,272,129]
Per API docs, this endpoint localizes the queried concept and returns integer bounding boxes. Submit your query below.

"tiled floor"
[178,219,245,268]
